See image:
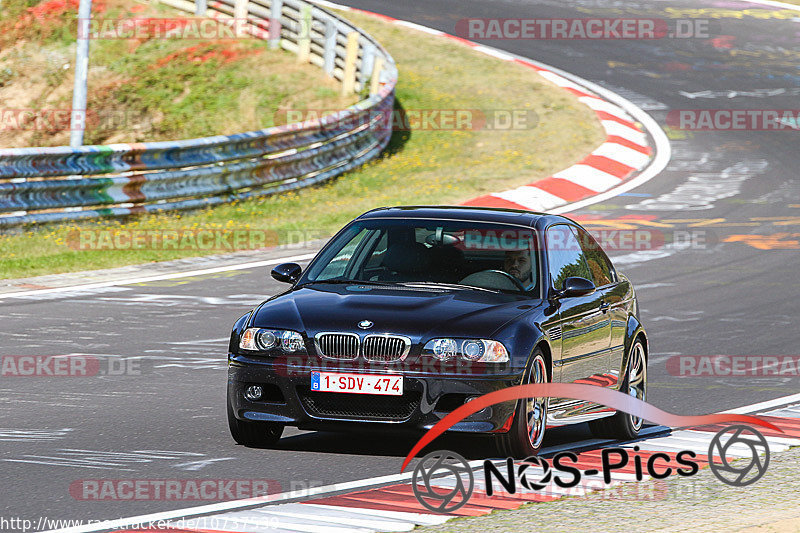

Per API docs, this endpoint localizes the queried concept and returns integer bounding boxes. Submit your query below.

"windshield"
[301,218,541,295]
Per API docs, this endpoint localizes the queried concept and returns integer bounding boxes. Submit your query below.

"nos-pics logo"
[411,425,769,513]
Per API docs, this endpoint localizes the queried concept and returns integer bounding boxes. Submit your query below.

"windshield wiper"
[301,279,400,287]
[303,279,507,294]
[399,281,500,293]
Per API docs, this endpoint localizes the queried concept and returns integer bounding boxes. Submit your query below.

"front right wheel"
[495,350,548,458]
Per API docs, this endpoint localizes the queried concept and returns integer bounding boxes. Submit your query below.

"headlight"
[280,330,305,352]
[422,338,509,363]
[430,338,458,360]
[239,328,306,354]
[461,340,484,361]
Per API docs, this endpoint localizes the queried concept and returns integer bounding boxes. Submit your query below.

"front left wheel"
[495,350,548,458]
[227,401,283,448]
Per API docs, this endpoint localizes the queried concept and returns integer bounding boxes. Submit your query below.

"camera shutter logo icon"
[412,450,474,513]
[708,425,770,487]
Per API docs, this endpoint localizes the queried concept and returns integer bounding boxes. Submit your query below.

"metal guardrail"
[0,0,397,229]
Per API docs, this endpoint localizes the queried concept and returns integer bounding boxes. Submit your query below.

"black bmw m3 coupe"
[227,206,648,456]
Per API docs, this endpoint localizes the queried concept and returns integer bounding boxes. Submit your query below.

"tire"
[589,337,647,441]
[227,400,284,448]
[495,350,548,458]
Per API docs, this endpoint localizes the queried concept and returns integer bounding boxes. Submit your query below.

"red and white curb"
[77,403,797,533]
[462,72,653,212]
[313,0,665,214]
[464,82,653,211]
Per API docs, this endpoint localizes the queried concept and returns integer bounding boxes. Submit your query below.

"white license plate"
[310,371,403,396]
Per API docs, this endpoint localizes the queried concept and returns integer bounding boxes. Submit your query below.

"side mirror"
[271,263,302,284]
[558,277,596,298]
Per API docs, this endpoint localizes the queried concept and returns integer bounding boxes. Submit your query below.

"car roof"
[356,205,573,229]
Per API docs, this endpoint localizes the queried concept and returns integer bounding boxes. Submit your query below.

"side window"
[364,232,389,268]
[313,228,370,280]
[573,226,615,287]
[546,225,592,290]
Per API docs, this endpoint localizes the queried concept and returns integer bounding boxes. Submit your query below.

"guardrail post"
[194,0,207,16]
[269,0,283,49]
[297,4,312,62]
[342,31,359,95]
[323,18,336,76]
[234,0,248,38]
[360,42,375,88]
[69,0,92,148]
[370,56,384,96]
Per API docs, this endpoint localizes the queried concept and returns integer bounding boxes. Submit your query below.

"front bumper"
[228,353,523,433]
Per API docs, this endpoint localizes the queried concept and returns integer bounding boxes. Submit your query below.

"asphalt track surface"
[2,0,800,526]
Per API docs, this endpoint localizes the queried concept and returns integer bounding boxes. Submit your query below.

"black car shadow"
[270,423,603,460]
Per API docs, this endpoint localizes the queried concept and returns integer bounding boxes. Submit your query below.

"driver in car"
[504,249,535,291]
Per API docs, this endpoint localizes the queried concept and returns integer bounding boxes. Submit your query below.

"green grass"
[0,7,605,279]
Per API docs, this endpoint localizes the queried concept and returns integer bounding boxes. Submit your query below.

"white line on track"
[392,20,444,36]
[0,254,316,300]
[740,0,800,10]
[723,393,800,414]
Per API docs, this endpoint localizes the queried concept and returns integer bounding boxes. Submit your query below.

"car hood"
[251,284,542,339]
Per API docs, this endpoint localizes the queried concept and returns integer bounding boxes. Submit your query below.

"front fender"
[496,321,551,417]
[495,317,549,376]
[625,315,647,356]
[617,315,648,389]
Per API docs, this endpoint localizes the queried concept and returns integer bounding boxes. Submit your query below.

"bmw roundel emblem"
[358,320,374,329]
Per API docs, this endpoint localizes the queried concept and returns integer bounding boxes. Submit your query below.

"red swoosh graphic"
[400,383,782,472]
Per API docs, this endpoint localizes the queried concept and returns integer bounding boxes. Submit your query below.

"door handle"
[599,302,610,313]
